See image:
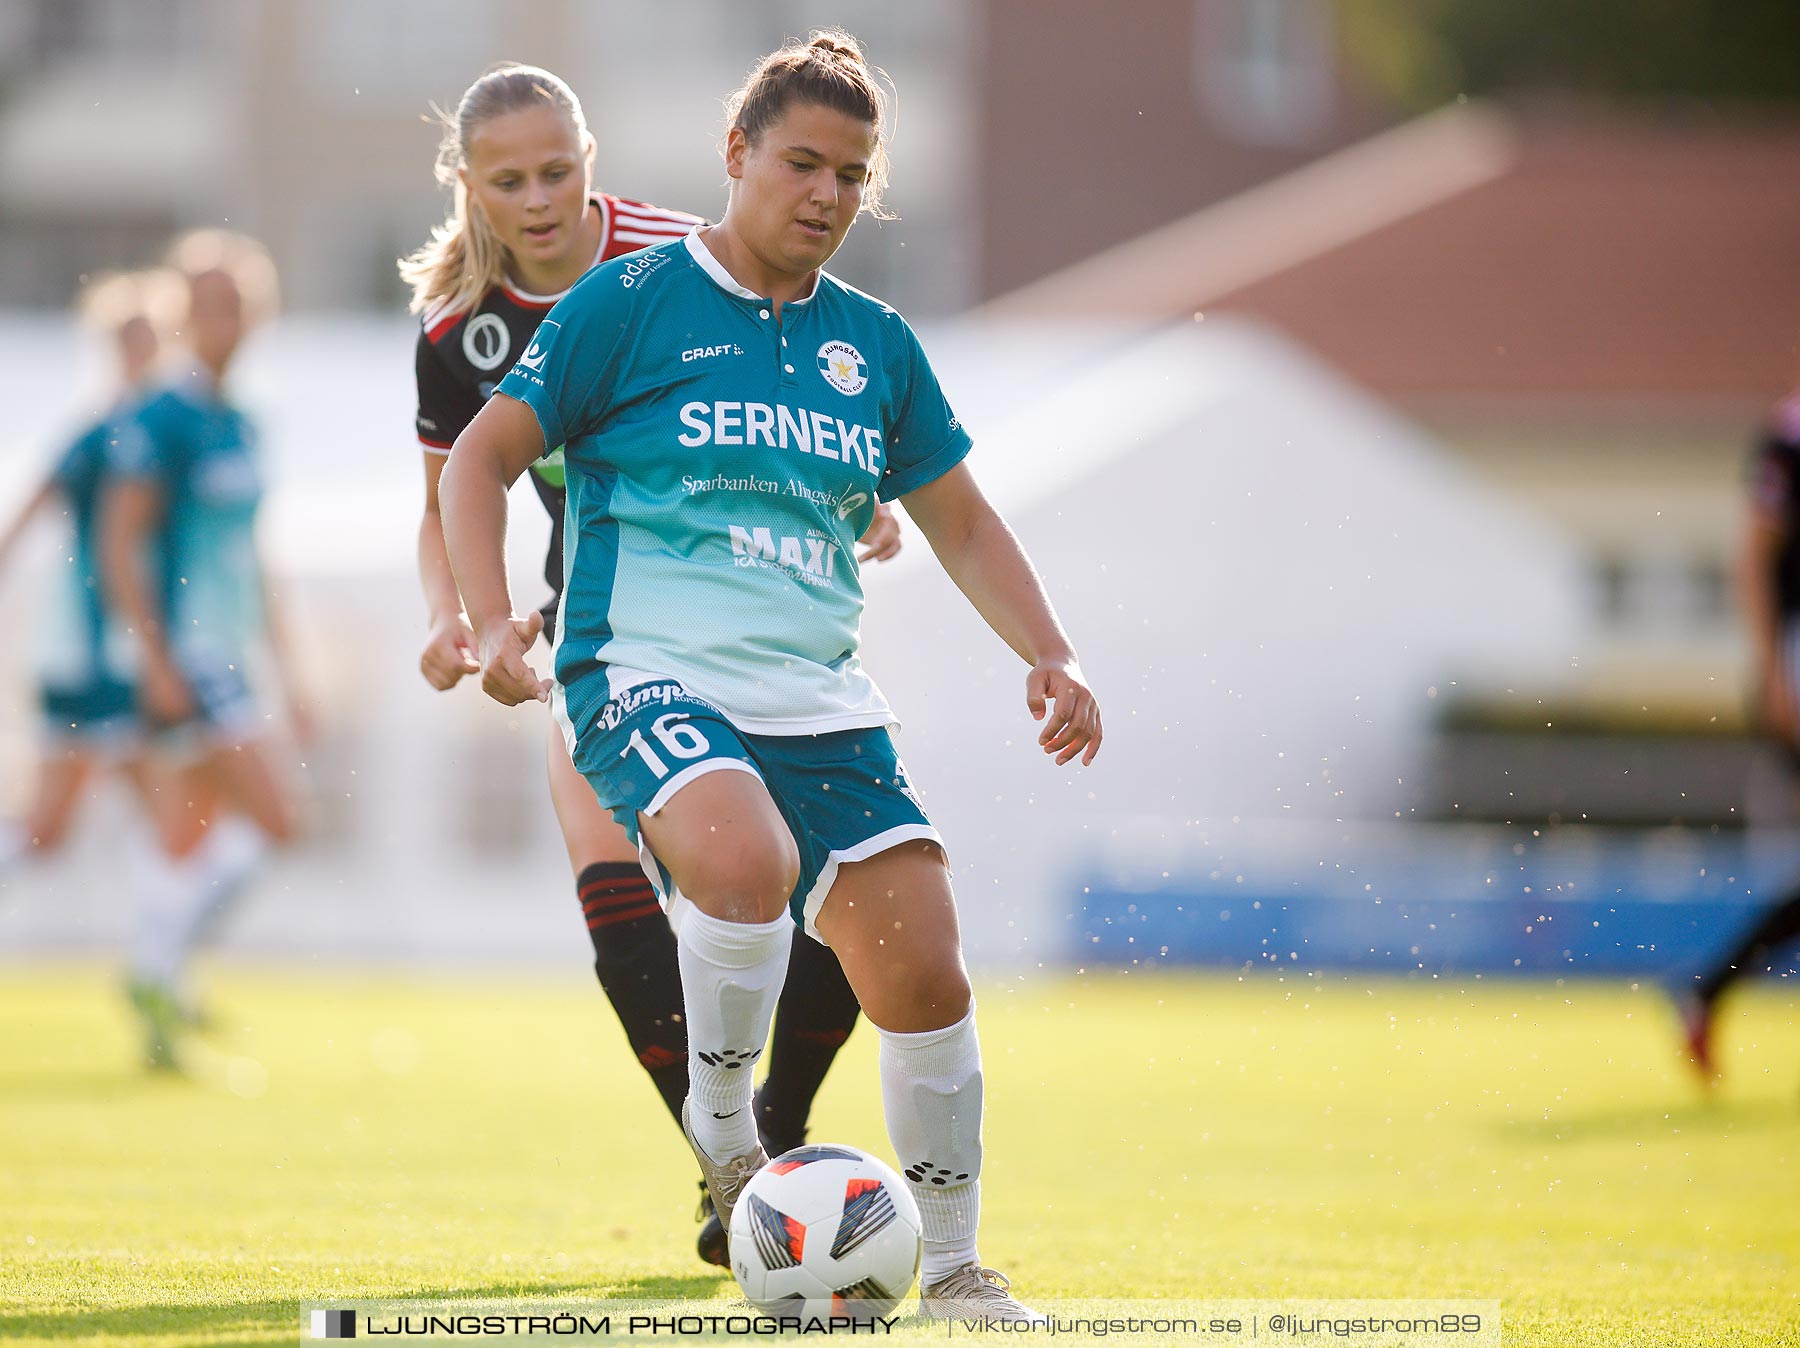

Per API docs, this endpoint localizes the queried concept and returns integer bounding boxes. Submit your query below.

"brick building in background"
[0,0,1397,314]
[970,0,1394,300]
[983,94,1800,825]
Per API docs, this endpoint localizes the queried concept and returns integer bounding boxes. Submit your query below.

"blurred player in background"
[399,63,900,1267]
[441,31,1102,1323]
[0,270,179,870]
[99,229,305,1068]
[1677,388,1800,1079]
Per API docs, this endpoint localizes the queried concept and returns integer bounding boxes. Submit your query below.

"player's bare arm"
[98,477,193,724]
[438,390,551,706]
[856,500,903,563]
[417,449,480,690]
[901,462,1102,766]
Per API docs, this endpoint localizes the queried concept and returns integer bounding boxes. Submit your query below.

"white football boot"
[680,1099,769,1232]
[918,1263,1048,1325]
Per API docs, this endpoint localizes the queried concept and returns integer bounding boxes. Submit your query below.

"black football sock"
[1696,887,1800,1007]
[757,929,862,1156]
[578,862,688,1124]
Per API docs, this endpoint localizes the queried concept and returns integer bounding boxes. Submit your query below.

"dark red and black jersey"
[414,192,702,625]
[1750,393,1800,617]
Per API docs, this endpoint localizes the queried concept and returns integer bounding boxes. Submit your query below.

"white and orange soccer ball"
[727,1144,923,1320]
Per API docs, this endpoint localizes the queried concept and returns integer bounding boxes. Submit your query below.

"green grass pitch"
[1,965,1795,1345]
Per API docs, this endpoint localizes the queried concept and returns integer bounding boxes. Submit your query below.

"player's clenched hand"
[856,501,904,564]
[420,613,481,690]
[1026,660,1102,766]
[476,611,550,706]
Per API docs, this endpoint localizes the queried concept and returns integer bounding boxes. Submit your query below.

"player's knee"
[681,834,798,923]
[861,957,970,1033]
[907,964,972,1028]
[22,794,73,849]
[24,818,68,853]
[153,809,209,859]
[261,809,302,847]
[246,791,305,848]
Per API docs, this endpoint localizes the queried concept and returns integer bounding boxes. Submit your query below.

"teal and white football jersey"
[106,380,264,671]
[498,229,971,734]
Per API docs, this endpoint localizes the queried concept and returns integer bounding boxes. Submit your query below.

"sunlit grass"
[1,965,1794,1345]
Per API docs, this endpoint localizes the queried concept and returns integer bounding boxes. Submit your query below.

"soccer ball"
[728,1143,923,1319]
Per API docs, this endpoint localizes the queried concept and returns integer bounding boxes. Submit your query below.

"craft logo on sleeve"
[816,340,868,396]
[307,1308,355,1339]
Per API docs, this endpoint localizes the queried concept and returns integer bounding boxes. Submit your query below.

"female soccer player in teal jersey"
[0,271,176,868]
[400,63,898,1266]
[99,230,305,1065]
[442,32,1101,1323]
[3,267,265,1068]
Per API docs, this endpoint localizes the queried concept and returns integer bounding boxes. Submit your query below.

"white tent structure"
[856,316,1588,960]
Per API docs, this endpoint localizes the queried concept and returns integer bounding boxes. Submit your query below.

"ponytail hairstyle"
[725,29,894,221]
[399,63,594,316]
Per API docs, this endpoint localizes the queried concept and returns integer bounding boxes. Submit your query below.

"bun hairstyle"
[399,63,594,315]
[726,28,894,220]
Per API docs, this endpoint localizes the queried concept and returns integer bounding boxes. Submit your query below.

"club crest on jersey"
[817,340,868,396]
[462,313,511,372]
[517,321,560,374]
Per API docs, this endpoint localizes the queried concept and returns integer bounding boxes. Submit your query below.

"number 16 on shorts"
[623,712,712,778]
[573,680,760,822]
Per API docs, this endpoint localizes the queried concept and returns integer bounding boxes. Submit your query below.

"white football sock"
[127,842,201,988]
[165,817,266,1007]
[182,817,265,947]
[679,907,792,1160]
[878,1003,983,1284]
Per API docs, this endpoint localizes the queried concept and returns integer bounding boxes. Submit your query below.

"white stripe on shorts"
[800,823,945,946]
[643,756,763,818]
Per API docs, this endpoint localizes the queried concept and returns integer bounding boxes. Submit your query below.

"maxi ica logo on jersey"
[816,340,868,396]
